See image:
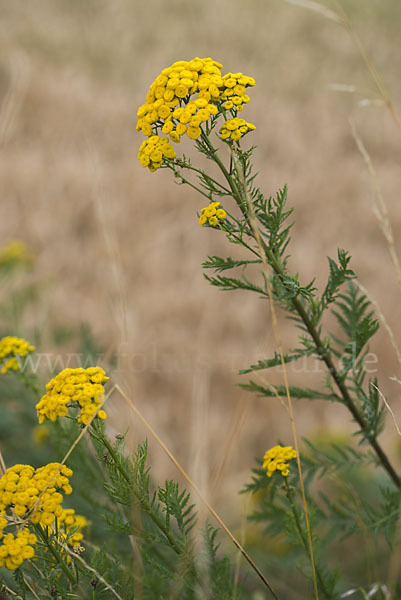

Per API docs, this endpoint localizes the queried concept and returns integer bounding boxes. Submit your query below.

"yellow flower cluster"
[198,201,227,227]
[0,336,35,374]
[138,135,176,171]
[0,463,73,524]
[0,240,33,269]
[36,367,109,425]
[220,73,255,112]
[0,528,37,570]
[0,462,74,568]
[136,57,222,143]
[57,508,87,547]
[220,118,256,142]
[137,58,256,172]
[263,445,297,477]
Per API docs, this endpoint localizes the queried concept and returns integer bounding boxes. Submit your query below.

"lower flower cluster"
[0,462,78,570]
[0,463,73,523]
[263,445,297,478]
[0,528,37,570]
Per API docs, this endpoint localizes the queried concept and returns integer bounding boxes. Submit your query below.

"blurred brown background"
[1,0,401,517]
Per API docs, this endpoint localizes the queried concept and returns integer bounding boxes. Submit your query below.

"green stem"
[91,425,184,556]
[177,161,231,194]
[219,148,401,489]
[288,291,400,488]
[222,227,262,259]
[200,131,244,210]
[283,479,329,597]
[170,167,211,200]
[18,371,41,400]
[33,523,76,585]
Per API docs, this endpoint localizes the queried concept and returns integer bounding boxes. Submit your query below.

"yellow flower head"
[220,72,255,112]
[57,508,88,547]
[0,461,73,556]
[137,57,227,148]
[263,445,297,478]
[138,135,177,172]
[0,240,33,270]
[219,118,256,143]
[199,201,227,227]
[0,336,35,375]
[137,58,256,173]
[0,527,37,570]
[36,367,109,425]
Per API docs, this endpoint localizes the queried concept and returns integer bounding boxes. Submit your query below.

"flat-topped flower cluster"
[0,462,73,522]
[263,445,297,478]
[198,201,227,227]
[137,57,256,171]
[36,366,109,425]
[0,462,76,569]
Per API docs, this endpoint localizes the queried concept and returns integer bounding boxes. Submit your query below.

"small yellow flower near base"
[263,445,297,478]
[199,201,227,227]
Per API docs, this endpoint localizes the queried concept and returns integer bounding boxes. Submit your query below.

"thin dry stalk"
[291,0,401,134]
[0,54,30,147]
[1,585,23,599]
[350,119,401,296]
[371,381,401,438]
[284,0,341,22]
[332,0,401,135]
[190,367,210,510]
[89,147,129,354]
[231,151,319,600]
[0,448,7,476]
[387,506,401,598]
[232,493,252,600]
[62,543,124,600]
[209,395,251,501]
[114,384,281,600]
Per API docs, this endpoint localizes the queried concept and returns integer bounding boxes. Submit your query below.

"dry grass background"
[1,0,401,522]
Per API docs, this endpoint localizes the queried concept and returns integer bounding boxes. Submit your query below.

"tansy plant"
[136,57,401,599]
[1,55,400,599]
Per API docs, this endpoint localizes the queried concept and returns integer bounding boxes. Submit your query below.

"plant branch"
[220,146,401,489]
[33,523,76,585]
[91,425,185,556]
